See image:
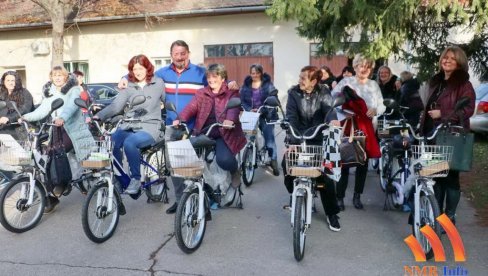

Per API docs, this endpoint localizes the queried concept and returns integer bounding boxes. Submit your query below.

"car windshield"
[475,83,488,100]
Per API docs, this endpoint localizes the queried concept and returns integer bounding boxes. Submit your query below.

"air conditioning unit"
[31,41,50,56]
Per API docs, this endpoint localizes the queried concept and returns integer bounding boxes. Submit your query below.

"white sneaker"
[126,179,141,194]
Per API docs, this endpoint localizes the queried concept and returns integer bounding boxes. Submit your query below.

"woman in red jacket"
[173,64,247,207]
[420,46,475,224]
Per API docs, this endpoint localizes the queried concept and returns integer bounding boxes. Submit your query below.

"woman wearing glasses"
[420,46,475,225]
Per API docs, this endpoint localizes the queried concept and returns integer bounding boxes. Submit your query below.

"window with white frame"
[153,57,171,70]
[64,61,89,83]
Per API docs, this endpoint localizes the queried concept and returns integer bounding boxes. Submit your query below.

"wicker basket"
[412,145,453,178]
[286,145,323,178]
[166,140,205,178]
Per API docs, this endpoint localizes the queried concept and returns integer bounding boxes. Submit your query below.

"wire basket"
[79,140,112,169]
[0,139,32,166]
[286,145,323,178]
[240,111,261,134]
[166,143,205,178]
[377,118,399,139]
[411,145,453,178]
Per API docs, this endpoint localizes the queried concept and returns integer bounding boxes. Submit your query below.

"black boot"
[353,193,364,209]
[166,202,178,214]
[271,160,280,176]
[337,198,345,211]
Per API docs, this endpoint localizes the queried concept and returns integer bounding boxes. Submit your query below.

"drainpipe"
[0,6,269,31]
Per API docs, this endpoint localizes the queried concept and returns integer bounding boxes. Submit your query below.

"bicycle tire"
[411,191,441,260]
[174,189,207,254]
[241,146,255,187]
[379,146,391,192]
[0,177,46,233]
[144,149,168,202]
[293,195,306,261]
[81,182,120,243]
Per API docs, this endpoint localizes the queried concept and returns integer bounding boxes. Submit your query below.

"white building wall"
[1,13,310,103]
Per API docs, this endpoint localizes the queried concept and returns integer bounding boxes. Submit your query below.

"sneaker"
[126,179,141,194]
[327,214,341,232]
[44,196,60,214]
[270,160,280,176]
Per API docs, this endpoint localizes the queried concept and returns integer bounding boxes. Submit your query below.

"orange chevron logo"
[404,214,466,262]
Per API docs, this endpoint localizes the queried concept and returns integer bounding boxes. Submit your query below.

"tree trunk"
[51,14,65,68]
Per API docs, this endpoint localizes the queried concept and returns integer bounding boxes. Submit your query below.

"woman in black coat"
[0,71,33,140]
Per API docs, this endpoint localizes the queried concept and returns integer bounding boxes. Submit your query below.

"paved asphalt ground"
[1,133,487,275]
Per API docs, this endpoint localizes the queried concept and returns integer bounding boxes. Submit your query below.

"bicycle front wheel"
[0,177,46,233]
[144,150,168,202]
[379,146,391,192]
[82,182,120,243]
[293,195,307,261]
[241,146,255,187]
[412,191,441,260]
[174,189,207,254]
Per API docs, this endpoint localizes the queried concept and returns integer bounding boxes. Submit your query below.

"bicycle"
[240,101,279,186]
[0,99,96,233]
[384,98,469,260]
[166,98,244,254]
[377,108,414,211]
[266,95,344,261]
[75,96,169,243]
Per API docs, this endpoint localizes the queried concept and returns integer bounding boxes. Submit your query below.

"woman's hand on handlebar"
[0,117,8,125]
[172,120,180,126]
[428,109,442,119]
[223,119,234,129]
[53,118,64,127]
[329,120,341,127]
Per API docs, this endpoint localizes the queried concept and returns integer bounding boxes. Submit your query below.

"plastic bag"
[203,157,231,192]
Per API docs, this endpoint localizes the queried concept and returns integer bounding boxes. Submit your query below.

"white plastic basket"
[0,139,32,166]
[377,118,400,139]
[166,140,205,178]
[285,145,323,178]
[411,145,453,178]
[240,111,261,133]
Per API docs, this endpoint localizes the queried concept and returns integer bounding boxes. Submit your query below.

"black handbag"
[436,128,474,172]
[340,118,367,167]
[46,127,72,194]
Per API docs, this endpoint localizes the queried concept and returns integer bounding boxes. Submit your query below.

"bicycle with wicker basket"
[165,99,244,254]
[0,99,96,233]
[383,98,471,260]
[74,96,169,243]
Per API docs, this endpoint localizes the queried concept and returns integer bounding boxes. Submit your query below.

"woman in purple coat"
[173,64,247,206]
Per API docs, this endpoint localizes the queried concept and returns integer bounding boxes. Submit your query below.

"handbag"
[339,117,367,167]
[436,128,474,172]
[46,127,72,194]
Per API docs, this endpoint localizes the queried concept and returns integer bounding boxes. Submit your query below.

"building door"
[204,43,274,86]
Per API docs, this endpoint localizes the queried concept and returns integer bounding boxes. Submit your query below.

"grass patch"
[460,134,488,226]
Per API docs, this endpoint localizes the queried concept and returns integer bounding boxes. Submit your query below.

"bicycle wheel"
[379,145,391,192]
[411,191,441,260]
[241,146,255,187]
[293,195,307,261]
[82,182,120,243]
[174,189,207,254]
[0,177,46,233]
[144,149,168,202]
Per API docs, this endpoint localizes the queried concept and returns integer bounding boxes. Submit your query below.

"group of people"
[0,41,475,235]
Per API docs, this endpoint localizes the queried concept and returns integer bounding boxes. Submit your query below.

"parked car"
[470,83,488,135]
[86,83,119,107]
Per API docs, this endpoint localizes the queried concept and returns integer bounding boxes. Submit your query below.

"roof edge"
[0,5,268,32]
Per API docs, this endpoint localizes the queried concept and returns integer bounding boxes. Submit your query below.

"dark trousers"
[336,161,369,199]
[434,170,460,219]
[282,157,340,216]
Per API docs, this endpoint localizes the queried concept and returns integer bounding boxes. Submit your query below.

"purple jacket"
[179,83,247,155]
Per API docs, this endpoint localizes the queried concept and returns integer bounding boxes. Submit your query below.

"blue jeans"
[215,138,238,173]
[259,117,277,160]
[112,129,155,180]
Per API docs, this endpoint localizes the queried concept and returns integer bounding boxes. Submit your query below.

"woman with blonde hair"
[21,66,94,212]
[332,55,384,210]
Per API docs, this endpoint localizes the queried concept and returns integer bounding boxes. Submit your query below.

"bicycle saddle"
[140,139,165,154]
[190,135,216,149]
